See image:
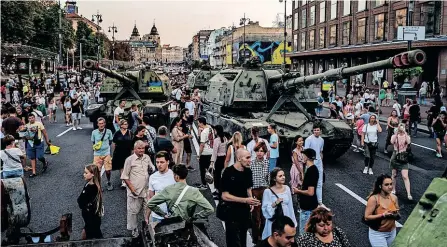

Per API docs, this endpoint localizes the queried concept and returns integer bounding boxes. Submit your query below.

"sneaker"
[408,195,413,200]
[368,168,374,175]
[121,181,126,188]
[187,166,195,171]
[131,228,139,238]
[436,153,442,158]
[363,167,368,174]
[66,123,69,127]
[318,203,331,211]
[77,126,83,130]
[384,149,388,154]
[73,127,77,131]
[107,182,113,191]
[42,161,49,173]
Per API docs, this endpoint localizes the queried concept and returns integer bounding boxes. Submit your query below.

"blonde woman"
[390,124,412,200]
[77,164,103,239]
[224,131,245,168]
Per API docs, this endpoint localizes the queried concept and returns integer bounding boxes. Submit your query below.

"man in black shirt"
[408,100,420,137]
[71,93,83,130]
[255,216,297,247]
[292,148,319,235]
[153,126,175,154]
[221,149,260,247]
[2,107,24,139]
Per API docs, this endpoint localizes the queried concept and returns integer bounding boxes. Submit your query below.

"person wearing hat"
[292,148,319,235]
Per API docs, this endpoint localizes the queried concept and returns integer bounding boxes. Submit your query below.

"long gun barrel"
[280,49,426,91]
[83,59,135,85]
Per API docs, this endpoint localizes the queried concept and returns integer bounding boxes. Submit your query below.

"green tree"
[75,22,97,58]
[111,42,132,61]
[393,67,424,83]
[1,1,38,44]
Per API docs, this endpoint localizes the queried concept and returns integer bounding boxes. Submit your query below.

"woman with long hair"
[224,131,245,168]
[78,164,103,239]
[296,208,351,247]
[364,174,399,247]
[361,115,382,175]
[390,123,412,200]
[210,125,227,199]
[170,117,187,165]
[133,125,149,155]
[432,112,446,158]
[384,110,399,154]
[261,168,296,240]
[180,108,193,170]
[290,135,305,191]
[112,119,134,188]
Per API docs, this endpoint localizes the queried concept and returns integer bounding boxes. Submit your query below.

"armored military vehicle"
[83,60,172,130]
[202,50,426,159]
[186,67,219,92]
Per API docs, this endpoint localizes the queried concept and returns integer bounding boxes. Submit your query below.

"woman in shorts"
[390,123,412,200]
[64,96,72,127]
[432,112,446,158]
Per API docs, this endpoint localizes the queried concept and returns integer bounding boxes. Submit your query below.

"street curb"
[378,119,431,135]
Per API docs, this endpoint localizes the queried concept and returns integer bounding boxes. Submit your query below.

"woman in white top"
[0,135,25,178]
[361,114,382,175]
[354,99,363,116]
[224,131,245,168]
[48,98,58,123]
[261,168,297,240]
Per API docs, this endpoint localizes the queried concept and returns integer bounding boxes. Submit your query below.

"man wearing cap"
[291,148,319,235]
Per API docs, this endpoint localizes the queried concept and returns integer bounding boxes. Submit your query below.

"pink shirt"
[356,119,364,136]
[391,133,411,153]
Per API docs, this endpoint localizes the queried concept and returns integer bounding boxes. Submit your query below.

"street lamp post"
[108,23,118,67]
[240,14,250,64]
[91,10,103,64]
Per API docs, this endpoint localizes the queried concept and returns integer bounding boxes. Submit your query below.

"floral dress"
[296,226,351,247]
[290,148,304,189]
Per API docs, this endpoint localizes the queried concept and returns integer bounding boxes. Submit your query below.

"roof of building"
[150,23,159,35]
[65,13,100,30]
[131,24,140,37]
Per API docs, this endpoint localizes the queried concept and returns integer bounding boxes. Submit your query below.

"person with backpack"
[197,117,214,190]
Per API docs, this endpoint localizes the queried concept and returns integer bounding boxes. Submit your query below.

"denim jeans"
[269,158,277,172]
[2,169,24,179]
[299,210,312,235]
[369,228,396,247]
[409,120,418,136]
[314,159,323,204]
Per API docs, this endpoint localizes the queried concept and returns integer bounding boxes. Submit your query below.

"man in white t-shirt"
[197,117,213,190]
[113,100,126,132]
[392,100,401,117]
[184,96,195,124]
[147,151,176,223]
[246,126,270,160]
[168,100,179,125]
[171,87,182,101]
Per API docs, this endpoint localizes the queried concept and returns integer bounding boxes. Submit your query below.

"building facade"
[64,1,100,33]
[206,28,227,68]
[119,23,162,64]
[161,45,184,64]
[289,0,447,90]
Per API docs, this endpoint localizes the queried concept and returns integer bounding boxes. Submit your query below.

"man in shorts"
[71,93,83,130]
[91,117,114,190]
[24,114,51,177]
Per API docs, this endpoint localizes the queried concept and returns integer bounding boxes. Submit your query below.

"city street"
[23,113,445,247]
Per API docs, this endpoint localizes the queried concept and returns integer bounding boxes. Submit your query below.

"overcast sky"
[75,0,286,47]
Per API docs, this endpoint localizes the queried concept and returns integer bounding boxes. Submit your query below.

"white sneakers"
[121,181,126,188]
[363,167,374,175]
[77,126,83,130]
[436,153,442,158]
[73,127,77,131]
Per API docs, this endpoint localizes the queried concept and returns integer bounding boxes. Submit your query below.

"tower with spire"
[124,19,162,64]
[130,21,141,41]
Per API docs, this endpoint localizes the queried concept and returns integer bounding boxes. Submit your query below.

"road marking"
[56,127,73,137]
[191,123,253,247]
[410,142,436,152]
[335,183,403,228]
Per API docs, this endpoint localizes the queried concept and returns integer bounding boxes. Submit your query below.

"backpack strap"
[174,185,190,207]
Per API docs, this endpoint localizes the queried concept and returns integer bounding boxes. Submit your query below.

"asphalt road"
[20,113,445,247]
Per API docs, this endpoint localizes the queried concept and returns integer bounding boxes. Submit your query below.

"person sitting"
[147,164,214,222]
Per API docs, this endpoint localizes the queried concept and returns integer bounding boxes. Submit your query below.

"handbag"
[365,124,378,149]
[395,135,408,164]
[361,195,381,231]
[269,188,284,221]
[205,167,214,184]
[93,129,107,151]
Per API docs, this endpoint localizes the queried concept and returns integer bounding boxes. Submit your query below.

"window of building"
[343,0,351,16]
[420,1,442,36]
[320,1,326,23]
[294,12,299,30]
[294,34,298,51]
[342,22,350,45]
[301,32,306,50]
[372,0,385,8]
[394,8,407,38]
[358,0,366,12]
[329,25,337,46]
[319,28,325,48]
[330,0,337,19]
[357,18,367,43]
[301,9,307,28]
[374,13,386,41]
[310,6,315,26]
[302,0,307,6]
[309,29,315,49]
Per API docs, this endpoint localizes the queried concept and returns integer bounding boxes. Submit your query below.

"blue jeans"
[369,228,396,247]
[409,120,418,136]
[2,169,24,179]
[269,158,277,172]
[315,159,323,204]
[299,210,312,235]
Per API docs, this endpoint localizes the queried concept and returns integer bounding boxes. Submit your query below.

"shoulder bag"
[395,135,408,164]
[365,124,378,148]
[93,129,107,151]
[269,188,284,221]
[4,150,22,164]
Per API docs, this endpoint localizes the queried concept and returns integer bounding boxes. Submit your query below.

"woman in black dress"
[180,108,194,171]
[133,125,149,155]
[112,119,133,188]
[78,164,103,239]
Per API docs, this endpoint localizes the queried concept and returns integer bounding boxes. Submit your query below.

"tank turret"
[186,67,219,92]
[82,60,172,129]
[202,50,426,159]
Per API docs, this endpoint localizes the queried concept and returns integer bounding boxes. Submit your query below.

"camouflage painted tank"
[83,60,172,129]
[202,50,426,160]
